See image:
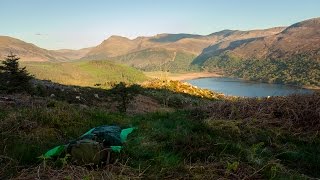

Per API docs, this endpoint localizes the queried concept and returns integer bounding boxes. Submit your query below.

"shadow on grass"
[1,79,319,179]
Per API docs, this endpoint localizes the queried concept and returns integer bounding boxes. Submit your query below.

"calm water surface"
[186,77,313,97]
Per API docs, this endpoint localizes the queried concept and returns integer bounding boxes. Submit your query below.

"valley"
[0,9,320,179]
[1,18,319,89]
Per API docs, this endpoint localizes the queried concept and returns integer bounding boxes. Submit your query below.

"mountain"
[193,18,320,87]
[82,28,284,71]
[84,35,139,59]
[0,36,70,62]
[1,17,319,77]
[84,28,285,59]
[195,18,320,64]
[83,33,208,60]
[0,27,285,65]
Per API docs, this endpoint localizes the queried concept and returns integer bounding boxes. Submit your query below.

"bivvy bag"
[43,125,136,164]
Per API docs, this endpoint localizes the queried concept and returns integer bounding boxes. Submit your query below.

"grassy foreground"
[1,80,320,179]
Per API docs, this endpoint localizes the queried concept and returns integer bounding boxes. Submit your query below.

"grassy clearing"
[0,81,319,179]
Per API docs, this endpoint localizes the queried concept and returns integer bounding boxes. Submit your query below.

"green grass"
[109,48,198,73]
[21,60,147,87]
[0,79,319,179]
[1,98,319,179]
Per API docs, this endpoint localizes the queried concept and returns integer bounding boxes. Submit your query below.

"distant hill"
[0,36,70,62]
[0,36,93,62]
[52,47,93,60]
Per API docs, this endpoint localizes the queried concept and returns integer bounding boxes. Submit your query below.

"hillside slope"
[0,36,70,62]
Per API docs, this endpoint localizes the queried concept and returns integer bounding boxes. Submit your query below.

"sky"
[0,0,319,50]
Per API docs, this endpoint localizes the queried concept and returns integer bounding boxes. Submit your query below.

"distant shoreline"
[302,85,320,90]
[144,71,320,90]
[144,72,223,81]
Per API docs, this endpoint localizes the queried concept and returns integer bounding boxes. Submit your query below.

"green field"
[22,60,147,87]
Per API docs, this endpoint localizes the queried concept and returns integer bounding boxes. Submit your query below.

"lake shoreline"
[230,77,320,91]
[144,71,319,91]
[144,71,223,81]
[302,85,320,90]
[185,77,314,97]
[168,72,223,81]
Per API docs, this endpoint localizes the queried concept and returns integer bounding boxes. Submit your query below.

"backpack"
[67,125,122,165]
[68,139,109,165]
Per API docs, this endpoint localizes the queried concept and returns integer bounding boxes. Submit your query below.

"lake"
[186,77,313,97]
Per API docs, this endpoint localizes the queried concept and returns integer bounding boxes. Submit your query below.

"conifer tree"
[0,53,33,93]
[109,82,140,113]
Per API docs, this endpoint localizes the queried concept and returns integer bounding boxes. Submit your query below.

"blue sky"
[1,0,319,50]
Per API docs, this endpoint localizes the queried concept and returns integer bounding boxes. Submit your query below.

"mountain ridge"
[195,17,320,63]
[0,17,319,67]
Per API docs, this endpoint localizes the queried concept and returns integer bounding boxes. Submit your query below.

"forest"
[202,53,320,87]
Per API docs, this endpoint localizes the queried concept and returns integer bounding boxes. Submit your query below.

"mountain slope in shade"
[195,18,320,64]
[0,36,70,62]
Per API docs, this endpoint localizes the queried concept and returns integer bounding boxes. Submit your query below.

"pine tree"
[0,52,33,93]
[109,82,140,113]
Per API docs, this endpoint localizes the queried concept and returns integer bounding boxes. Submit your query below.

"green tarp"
[120,127,136,143]
[43,145,66,159]
[43,126,136,159]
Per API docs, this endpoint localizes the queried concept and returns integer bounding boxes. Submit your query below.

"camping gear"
[78,125,123,146]
[42,125,136,164]
[69,139,109,165]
